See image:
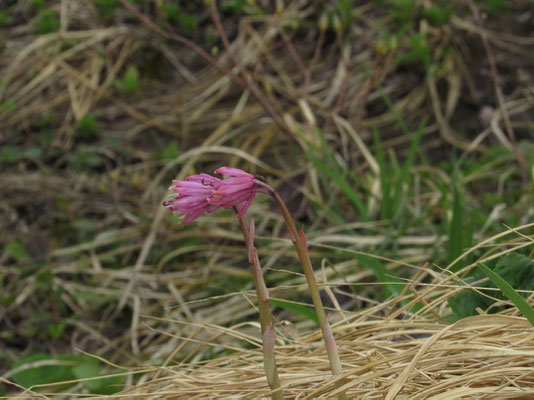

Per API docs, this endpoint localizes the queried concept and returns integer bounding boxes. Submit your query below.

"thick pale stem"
[237,216,271,334]
[237,215,284,400]
[271,191,346,400]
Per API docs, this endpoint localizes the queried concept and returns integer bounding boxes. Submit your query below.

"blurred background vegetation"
[1,0,533,395]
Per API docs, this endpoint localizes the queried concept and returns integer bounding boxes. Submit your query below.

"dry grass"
[116,316,534,399]
[7,225,534,398]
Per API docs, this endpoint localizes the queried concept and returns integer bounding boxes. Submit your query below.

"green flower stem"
[237,215,284,400]
[271,191,346,399]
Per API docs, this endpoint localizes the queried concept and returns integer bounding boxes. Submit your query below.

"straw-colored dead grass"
[118,310,534,399]
[6,228,534,398]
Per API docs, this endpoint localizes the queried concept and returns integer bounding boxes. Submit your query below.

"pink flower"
[163,173,221,225]
[208,167,260,217]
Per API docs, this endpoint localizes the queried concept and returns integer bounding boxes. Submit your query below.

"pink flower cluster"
[163,167,271,225]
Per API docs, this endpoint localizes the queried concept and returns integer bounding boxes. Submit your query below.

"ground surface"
[1,0,533,397]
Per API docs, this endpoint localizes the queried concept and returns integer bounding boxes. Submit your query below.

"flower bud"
[333,15,342,33]
[319,13,328,32]
[275,0,284,14]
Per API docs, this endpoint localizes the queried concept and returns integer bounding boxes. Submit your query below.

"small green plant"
[335,0,354,30]
[160,140,180,163]
[67,147,103,170]
[449,253,534,319]
[33,112,56,129]
[423,4,453,26]
[162,3,180,20]
[386,0,416,28]
[115,65,140,94]
[162,3,199,31]
[0,146,22,164]
[485,0,507,14]
[396,33,431,71]
[29,0,45,11]
[221,0,246,13]
[11,353,124,394]
[77,114,100,138]
[33,9,60,34]
[6,238,29,263]
[447,179,470,272]
[95,0,119,17]
[1,98,17,114]
[478,261,534,327]
[0,11,11,27]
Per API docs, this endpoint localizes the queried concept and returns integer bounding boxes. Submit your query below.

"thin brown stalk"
[467,0,529,184]
[118,0,245,87]
[207,1,292,138]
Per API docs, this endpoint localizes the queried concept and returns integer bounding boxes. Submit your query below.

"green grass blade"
[392,118,427,212]
[477,262,534,327]
[270,299,319,325]
[448,182,464,272]
[306,151,368,219]
[354,254,402,298]
[372,126,392,220]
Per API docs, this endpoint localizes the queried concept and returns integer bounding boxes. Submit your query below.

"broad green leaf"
[11,354,77,389]
[478,262,534,327]
[73,359,124,394]
[493,253,534,294]
[6,239,28,262]
[448,287,490,319]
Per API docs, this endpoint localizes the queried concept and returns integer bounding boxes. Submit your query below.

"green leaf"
[33,9,60,34]
[73,360,124,394]
[391,118,426,218]
[448,287,490,319]
[72,360,100,390]
[447,182,463,271]
[30,0,45,11]
[178,13,199,31]
[372,126,392,220]
[0,145,22,163]
[47,322,66,339]
[6,239,28,262]
[0,11,12,27]
[306,151,367,219]
[11,354,77,389]
[335,0,353,29]
[423,5,453,27]
[478,262,534,327]
[122,65,139,94]
[163,3,180,20]
[161,140,180,163]
[485,0,507,14]
[270,299,319,325]
[354,254,402,298]
[95,0,119,17]
[77,114,100,138]
[1,98,17,114]
[493,253,534,294]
